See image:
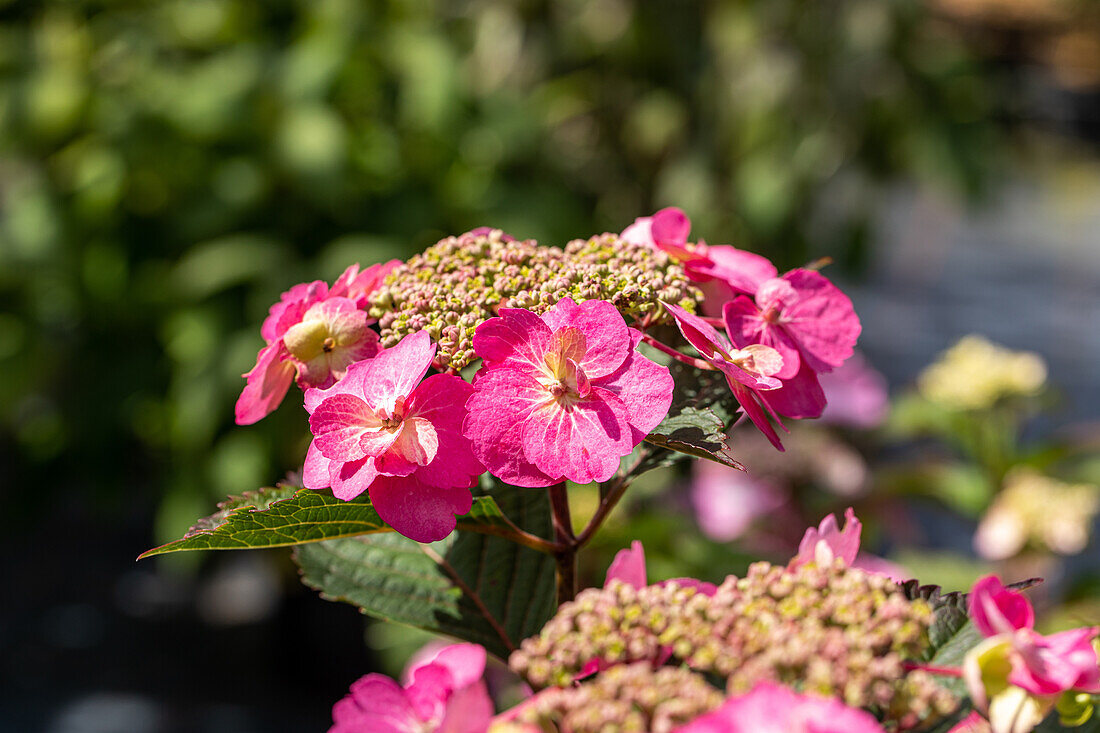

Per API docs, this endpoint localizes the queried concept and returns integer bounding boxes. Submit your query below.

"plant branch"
[548,483,577,604]
[421,544,516,655]
[574,448,649,548]
[455,519,566,555]
[639,333,715,371]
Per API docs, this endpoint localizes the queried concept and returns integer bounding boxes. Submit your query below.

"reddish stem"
[904,662,963,678]
[639,333,715,371]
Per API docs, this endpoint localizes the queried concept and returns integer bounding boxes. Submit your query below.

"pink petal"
[675,682,885,733]
[425,644,488,691]
[385,416,439,471]
[947,712,991,733]
[309,393,378,461]
[328,455,380,501]
[368,474,473,543]
[687,244,777,295]
[520,388,634,485]
[793,507,862,568]
[304,356,378,415]
[472,308,553,372]
[663,302,731,362]
[818,352,890,429]
[303,442,332,491]
[777,269,861,373]
[365,330,436,415]
[723,297,801,380]
[235,342,296,425]
[597,329,675,441]
[463,368,556,487]
[331,674,421,733]
[969,576,1034,637]
[763,360,827,419]
[620,216,654,246]
[405,663,455,724]
[263,279,328,343]
[438,681,495,733]
[404,375,485,489]
[605,540,647,589]
[851,553,909,582]
[1009,627,1100,696]
[729,381,785,450]
[540,298,630,379]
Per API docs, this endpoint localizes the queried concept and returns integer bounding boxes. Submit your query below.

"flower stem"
[548,482,577,604]
[639,333,715,371]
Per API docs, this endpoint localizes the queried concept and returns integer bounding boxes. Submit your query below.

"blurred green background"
[2,0,1099,730]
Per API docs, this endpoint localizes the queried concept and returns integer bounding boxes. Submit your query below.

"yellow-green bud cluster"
[510,563,958,731]
[516,662,724,733]
[367,229,705,369]
[509,579,710,688]
[699,561,956,729]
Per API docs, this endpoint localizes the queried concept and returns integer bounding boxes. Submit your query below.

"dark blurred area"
[2,0,1099,730]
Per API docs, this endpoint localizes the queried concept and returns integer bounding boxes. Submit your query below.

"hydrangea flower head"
[674,682,886,733]
[330,643,493,733]
[236,272,382,425]
[464,298,674,487]
[303,330,484,542]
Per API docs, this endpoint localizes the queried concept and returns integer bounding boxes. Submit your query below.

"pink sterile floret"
[723,269,861,420]
[662,301,787,450]
[791,507,862,569]
[330,643,493,733]
[674,682,885,733]
[303,330,484,543]
[967,575,1100,698]
[463,298,674,487]
[236,266,388,426]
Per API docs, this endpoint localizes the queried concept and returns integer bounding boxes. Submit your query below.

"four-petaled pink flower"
[964,575,1100,708]
[330,643,493,733]
[303,330,484,542]
[723,269,861,420]
[674,682,886,733]
[464,298,674,487]
[662,302,786,449]
[235,263,392,425]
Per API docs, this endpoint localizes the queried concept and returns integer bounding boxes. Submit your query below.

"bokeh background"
[2,0,1100,730]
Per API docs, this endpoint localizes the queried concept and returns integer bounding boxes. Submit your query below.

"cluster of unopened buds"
[235,208,861,542]
[326,509,1100,732]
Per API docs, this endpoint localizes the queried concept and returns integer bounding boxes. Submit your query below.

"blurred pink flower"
[303,330,484,542]
[674,682,886,733]
[330,643,493,733]
[236,272,383,425]
[965,576,1100,703]
[464,298,673,487]
[690,461,786,542]
[663,301,787,450]
[818,352,890,429]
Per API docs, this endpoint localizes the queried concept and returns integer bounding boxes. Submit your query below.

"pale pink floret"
[236,272,383,426]
[674,682,886,733]
[966,575,1100,699]
[330,643,493,733]
[303,330,484,542]
[464,298,674,487]
[331,260,403,309]
[791,507,862,569]
[662,301,787,450]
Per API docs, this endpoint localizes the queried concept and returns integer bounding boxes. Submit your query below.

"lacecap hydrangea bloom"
[303,330,483,542]
[464,297,674,487]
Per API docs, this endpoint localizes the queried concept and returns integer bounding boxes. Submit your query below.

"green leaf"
[139,483,526,558]
[293,482,556,661]
[643,361,744,470]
